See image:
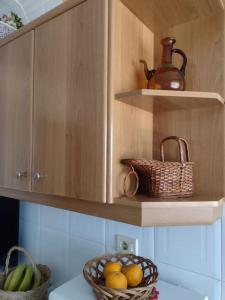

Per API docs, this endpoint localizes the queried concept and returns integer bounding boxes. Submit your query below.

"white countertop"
[49,274,207,300]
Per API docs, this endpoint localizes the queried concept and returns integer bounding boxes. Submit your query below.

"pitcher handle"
[172,48,187,76]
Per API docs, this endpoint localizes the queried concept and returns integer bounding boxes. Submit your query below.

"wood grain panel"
[116,90,224,112]
[33,0,107,202]
[168,14,224,96]
[0,32,33,191]
[0,187,222,227]
[108,0,154,200]
[113,102,153,198]
[153,105,225,199]
[121,0,223,32]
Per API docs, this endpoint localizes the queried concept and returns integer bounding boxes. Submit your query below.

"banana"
[7,264,26,291]
[32,267,42,289]
[18,265,34,292]
[3,270,15,291]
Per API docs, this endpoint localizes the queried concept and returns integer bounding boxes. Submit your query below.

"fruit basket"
[83,253,158,300]
[0,246,51,300]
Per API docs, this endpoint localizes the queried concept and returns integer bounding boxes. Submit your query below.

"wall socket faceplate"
[116,235,139,255]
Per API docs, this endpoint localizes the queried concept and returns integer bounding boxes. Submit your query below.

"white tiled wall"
[155,222,221,279]
[223,283,225,300]
[19,201,155,288]
[0,0,63,24]
[19,201,224,300]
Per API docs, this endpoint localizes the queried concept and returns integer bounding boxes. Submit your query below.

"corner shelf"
[114,195,224,226]
[115,89,224,112]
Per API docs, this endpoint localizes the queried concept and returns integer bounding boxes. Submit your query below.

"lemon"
[122,264,143,287]
[105,272,127,289]
[103,262,122,279]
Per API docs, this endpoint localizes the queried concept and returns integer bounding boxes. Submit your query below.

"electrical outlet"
[116,235,139,255]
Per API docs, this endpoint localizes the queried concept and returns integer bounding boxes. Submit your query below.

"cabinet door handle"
[16,171,28,179]
[33,172,47,181]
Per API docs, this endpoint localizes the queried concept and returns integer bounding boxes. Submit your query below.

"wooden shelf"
[121,0,224,32]
[0,187,223,227]
[114,195,224,226]
[115,89,224,112]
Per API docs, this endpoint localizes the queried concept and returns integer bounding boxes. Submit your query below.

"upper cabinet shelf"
[121,0,224,32]
[115,89,224,112]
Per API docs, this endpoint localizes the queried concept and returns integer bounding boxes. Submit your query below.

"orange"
[105,272,127,289]
[122,264,143,287]
[103,262,122,278]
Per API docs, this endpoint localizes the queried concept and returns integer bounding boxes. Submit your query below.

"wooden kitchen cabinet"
[0,0,224,226]
[0,32,33,191]
[107,0,225,225]
[32,0,107,202]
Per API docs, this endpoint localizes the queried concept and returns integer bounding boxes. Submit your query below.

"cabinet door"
[33,0,107,202]
[0,32,33,191]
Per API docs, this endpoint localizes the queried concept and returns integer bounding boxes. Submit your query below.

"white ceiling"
[0,0,63,24]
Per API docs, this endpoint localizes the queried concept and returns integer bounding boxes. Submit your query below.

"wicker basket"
[83,253,158,300]
[122,136,194,198]
[0,246,51,300]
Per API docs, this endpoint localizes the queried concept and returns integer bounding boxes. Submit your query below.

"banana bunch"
[3,264,42,292]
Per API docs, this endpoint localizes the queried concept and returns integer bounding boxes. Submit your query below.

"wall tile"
[68,237,105,279]
[155,220,221,280]
[39,227,69,286]
[19,201,223,294]
[222,282,225,300]
[69,212,105,245]
[222,208,225,282]
[157,262,221,300]
[105,220,154,259]
[40,205,69,233]
[19,219,40,262]
[20,201,40,224]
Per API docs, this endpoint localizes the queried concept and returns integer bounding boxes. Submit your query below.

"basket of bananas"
[0,246,51,300]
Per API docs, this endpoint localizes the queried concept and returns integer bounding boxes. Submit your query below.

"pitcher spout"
[140,60,155,81]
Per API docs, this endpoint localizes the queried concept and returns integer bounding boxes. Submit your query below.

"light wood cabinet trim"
[0,0,87,49]
[115,89,224,112]
[116,90,224,104]
[0,188,222,227]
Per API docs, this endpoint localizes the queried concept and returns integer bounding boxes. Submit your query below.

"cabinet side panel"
[33,0,107,202]
[109,0,154,200]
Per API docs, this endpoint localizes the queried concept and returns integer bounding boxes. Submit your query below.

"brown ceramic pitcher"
[140,37,187,91]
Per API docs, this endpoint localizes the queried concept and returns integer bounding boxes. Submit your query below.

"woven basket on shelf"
[0,246,51,300]
[122,136,194,198]
[83,253,158,300]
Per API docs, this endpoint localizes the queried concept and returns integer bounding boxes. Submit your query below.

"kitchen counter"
[49,274,207,300]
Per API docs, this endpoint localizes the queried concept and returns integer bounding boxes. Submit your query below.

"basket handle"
[160,136,190,165]
[4,246,40,286]
[123,166,139,198]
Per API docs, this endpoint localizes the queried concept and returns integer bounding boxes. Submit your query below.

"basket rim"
[83,253,158,293]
